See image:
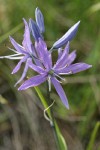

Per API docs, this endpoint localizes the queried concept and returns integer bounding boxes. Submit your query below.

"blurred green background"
[0,0,100,150]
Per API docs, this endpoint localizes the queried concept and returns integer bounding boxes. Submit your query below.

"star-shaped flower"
[0,7,80,87]
[18,40,92,109]
[0,7,92,109]
[0,19,42,86]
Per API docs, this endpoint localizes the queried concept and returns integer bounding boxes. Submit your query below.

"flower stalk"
[34,86,67,150]
[46,81,60,150]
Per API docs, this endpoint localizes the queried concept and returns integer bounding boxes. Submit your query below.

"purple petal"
[56,63,92,75]
[22,18,33,53]
[18,74,47,90]
[53,42,69,69]
[29,19,42,41]
[35,38,52,69]
[55,50,76,70]
[28,59,45,74]
[30,44,42,67]
[65,50,76,65]
[51,77,69,109]
[52,21,80,49]
[15,59,29,86]
[9,36,28,55]
[35,7,45,33]
[12,56,28,74]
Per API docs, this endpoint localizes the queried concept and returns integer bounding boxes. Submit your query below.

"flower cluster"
[0,7,92,109]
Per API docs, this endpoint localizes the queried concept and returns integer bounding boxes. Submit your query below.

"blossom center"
[48,69,54,75]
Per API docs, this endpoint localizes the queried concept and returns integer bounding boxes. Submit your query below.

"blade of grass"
[55,121,68,150]
[86,121,100,150]
[0,23,23,43]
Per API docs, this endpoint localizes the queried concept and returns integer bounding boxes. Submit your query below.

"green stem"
[34,86,51,117]
[46,82,60,150]
[34,86,67,150]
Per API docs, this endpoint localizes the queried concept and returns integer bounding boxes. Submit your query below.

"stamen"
[55,78,62,83]
[47,76,51,92]
[0,56,23,60]
[59,70,72,75]
[0,53,22,59]
[59,64,69,70]
[7,47,20,53]
[53,72,65,81]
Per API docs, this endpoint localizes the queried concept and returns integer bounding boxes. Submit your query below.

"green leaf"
[86,121,100,150]
[55,121,68,150]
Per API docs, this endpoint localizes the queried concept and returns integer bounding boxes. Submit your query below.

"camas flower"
[0,18,42,86]
[18,40,92,109]
[0,7,92,108]
[0,7,80,87]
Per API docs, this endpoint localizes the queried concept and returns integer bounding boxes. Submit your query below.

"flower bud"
[29,18,43,41]
[52,21,80,49]
[35,7,45,33]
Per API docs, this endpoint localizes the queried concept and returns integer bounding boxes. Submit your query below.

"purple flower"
[18,41,92,109]
[0,19,41,86]
[0,7,92,109]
